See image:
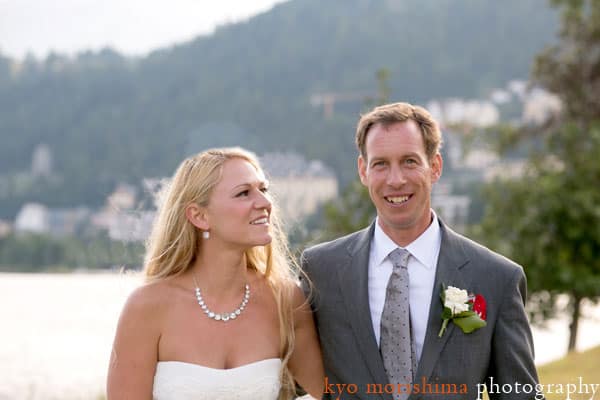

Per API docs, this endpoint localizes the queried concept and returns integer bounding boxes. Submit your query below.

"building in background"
[432,183,470,233]
[0,219,13,238]
[31,143,53,178]
[14,202,91,237]
[260,152,338,224]
[91,183,155,242]
[14,203,49,234]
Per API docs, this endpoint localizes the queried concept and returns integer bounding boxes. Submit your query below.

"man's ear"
[431,153,443,183]
[185,203,209,230]
[358,155,368,186]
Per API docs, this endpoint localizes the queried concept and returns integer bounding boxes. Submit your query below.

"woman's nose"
[255,190,272,209]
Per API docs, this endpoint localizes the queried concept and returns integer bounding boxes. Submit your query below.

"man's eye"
[372,161,385,167]
[406,158,417,165]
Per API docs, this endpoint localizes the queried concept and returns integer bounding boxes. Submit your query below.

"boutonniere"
[438,284,487,337]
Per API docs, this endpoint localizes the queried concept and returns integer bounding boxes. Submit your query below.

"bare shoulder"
[108,278,176,398]
[125,279,168,309]
[287,280,324,397]
[118,279,175,328]
[109,279,175,364]
[289,282,313,323]
[250,272,308,314]
[290,283,309,309]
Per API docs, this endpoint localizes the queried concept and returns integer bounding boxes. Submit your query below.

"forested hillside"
[0,0,558,218]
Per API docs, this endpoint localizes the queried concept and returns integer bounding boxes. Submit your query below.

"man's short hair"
[355,102,443,162]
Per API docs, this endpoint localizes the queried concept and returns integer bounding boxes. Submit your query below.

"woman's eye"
[260,187,269,193]
[236,190,249,197]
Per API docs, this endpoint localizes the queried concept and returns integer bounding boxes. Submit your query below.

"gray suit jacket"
[301,219,541,399]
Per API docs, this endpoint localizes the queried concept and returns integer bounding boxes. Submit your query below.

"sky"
[0,0,286,60]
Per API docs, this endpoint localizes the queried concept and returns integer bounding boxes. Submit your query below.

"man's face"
[358,120,442,244]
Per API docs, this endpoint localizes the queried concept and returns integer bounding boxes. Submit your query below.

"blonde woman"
[107,147,324,400]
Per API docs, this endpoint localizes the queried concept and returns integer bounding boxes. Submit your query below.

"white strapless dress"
[152,358,282,400]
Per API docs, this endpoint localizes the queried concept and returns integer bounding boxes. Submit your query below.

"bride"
[106,147,324,400]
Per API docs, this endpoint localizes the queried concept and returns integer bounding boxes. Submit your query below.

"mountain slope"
[0,0,558,217]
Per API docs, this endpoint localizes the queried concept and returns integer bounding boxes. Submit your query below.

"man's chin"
[379,213,416,229]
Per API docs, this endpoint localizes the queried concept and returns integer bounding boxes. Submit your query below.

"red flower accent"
[472,294,487,321]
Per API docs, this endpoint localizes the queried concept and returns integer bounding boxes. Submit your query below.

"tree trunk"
[567,294,582,352]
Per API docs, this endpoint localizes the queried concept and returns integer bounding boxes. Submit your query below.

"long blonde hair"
[143,147,298,399]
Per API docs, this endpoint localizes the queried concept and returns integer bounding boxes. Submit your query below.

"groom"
[301,102,542,399]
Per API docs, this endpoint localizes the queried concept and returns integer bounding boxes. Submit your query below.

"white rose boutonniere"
[444,286,470,314]
[438,284,487,337]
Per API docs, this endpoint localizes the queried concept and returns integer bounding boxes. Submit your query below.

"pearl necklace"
[193,275,250,322]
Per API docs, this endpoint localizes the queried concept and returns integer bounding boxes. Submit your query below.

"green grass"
[537,345,600,400]
[480,346,600,400]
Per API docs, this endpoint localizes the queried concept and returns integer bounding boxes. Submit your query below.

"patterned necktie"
[380,248,415,400]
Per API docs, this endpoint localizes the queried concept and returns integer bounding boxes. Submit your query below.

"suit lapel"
[415,221,471,383]
[336,223,392,400]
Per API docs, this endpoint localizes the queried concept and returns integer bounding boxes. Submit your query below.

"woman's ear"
[185,203,209,230]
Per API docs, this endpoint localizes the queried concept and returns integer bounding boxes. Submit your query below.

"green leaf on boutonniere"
[453,311,487,334]
[441,307,453,320]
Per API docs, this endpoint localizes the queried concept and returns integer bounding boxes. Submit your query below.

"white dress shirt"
[368,210,442,362]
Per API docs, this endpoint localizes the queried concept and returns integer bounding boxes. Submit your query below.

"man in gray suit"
[301,102,542,399]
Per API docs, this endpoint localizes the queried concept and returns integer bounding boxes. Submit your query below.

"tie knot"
[388,248,410,269]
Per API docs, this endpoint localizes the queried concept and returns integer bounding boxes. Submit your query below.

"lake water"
[1,272,599,399]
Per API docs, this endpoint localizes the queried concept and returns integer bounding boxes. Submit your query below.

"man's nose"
[386,165,407,186]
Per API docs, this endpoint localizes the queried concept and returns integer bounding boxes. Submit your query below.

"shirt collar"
[372,210,441,270]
